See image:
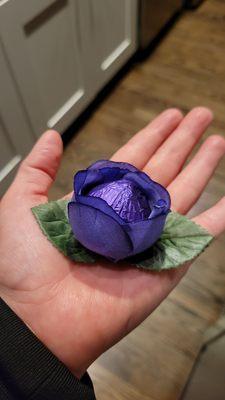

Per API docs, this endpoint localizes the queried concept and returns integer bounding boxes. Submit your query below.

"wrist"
[0,290,89,379]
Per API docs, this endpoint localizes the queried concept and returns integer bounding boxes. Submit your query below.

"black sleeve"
[0,298,96,400]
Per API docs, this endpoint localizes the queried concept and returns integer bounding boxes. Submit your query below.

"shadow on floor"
[181,315,225,400]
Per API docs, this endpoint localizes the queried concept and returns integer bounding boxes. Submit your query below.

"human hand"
[0,107,225,378]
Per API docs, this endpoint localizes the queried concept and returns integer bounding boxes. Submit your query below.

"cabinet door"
[83,0,137,91]
[0,0,89,136]
[0,40,36,196]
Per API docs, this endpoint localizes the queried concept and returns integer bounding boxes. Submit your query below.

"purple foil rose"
[68,160,171,262]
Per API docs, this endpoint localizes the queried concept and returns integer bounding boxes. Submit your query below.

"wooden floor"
[50,1,225,399]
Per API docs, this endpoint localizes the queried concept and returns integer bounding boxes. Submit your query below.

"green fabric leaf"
[129,212,213,270]
[32,201,213,271]
[32,200,96,263]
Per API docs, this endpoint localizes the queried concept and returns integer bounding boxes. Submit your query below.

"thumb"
[13,130,63,200]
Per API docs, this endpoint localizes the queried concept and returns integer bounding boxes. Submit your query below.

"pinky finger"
[193,197,225,237]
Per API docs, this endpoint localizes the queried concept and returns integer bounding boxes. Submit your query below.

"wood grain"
[50,1,225,398]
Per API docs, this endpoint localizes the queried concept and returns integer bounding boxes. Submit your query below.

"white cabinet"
[0,0,137,194]
[0,0,90,136]
[0,0,137,137]
[80,0,137,91]
[0,40,36,196]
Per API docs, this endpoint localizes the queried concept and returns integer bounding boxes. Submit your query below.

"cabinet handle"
[0,0,10,7]
[0,155,22,183]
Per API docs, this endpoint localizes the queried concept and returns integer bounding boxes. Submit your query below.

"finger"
[168,135,225,214]
[111,108,183,169]
[14,130,63,199]
[143,107,213,186]
[193,196,225,237]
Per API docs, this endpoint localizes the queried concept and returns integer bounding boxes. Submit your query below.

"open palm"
[1,107,225,378]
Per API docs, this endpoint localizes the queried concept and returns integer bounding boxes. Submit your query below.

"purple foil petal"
[74,170,102,196]
[68,202,133,261]
[123,214,167,256]
[124,171,171,215]
[88,160,139,173]
[74,168,131,196]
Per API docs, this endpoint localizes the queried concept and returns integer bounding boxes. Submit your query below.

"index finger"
[194,197,225,237]
[111,108,183,169]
